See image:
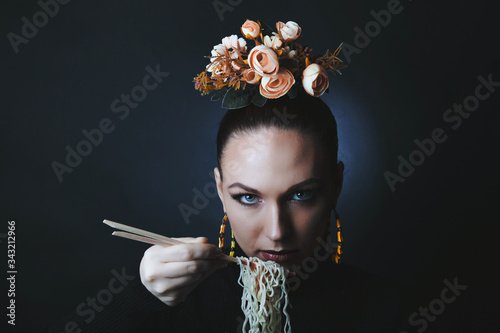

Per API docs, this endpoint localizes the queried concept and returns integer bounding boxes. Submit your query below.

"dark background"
[2,0,499,332]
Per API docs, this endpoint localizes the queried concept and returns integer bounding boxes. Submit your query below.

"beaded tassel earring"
[218,214,227,250]
[219,213,235,257]
[327,209,343,264]
[230,229,235,257]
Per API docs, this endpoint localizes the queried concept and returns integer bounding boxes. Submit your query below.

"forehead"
[221,127,328,188]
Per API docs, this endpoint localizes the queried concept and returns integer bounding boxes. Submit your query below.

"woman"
[136,90,405,332]
[132,20,407,332]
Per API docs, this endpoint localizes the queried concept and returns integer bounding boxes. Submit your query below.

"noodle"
[237,256,291,333]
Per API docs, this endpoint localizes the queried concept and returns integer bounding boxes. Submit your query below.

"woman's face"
[214,127,344,268]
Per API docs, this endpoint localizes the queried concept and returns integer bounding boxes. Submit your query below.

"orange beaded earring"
[327,209,343,264]
[219,213,235,257]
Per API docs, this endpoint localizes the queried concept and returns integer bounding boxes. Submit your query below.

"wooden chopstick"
[103,219,183,244]
[103,219,239,264]
[105,221,294,275]
[103,219,296,275]
[112,231,176,246]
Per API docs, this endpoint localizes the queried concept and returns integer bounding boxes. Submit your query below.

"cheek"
[291,200,331,258]
[224,196,263,255]
[293,205,327,238]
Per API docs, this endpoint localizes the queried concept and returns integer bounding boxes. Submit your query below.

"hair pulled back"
[216,90,339,180]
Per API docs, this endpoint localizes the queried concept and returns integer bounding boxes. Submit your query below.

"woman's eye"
[291,190,313,201]
[230,193,260,206]
[240,194,258,204]
[231,190,315,207]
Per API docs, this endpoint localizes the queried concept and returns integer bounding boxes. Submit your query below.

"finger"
[154,258,226,279]
[166,268,214,292]
[156,243,223,262]
[170,262,221,292]
[170,237,197,243]
[153,266,216,294]
[190,237,209,244]
[170,236,207,244]
[144,243,220,261]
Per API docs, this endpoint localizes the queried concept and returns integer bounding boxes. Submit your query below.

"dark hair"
[216,89,339,180]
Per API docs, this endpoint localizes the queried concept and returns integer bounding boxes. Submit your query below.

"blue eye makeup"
[291,190,314,201]
[240,194,258,205]
[230,189,317,207]
[230,193,259,207]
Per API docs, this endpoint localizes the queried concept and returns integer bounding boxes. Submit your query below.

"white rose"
[276,21,301,42]
[302,63,329,97]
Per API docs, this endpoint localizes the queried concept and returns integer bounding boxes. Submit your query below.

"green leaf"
[251,91,267,107]
[259,21,275,37]
[279,58,300,72]
[210,89,226,101]
[287,84,298,99]
[221,87,253,109]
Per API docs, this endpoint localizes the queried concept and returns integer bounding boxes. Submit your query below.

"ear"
[214,166,227,212]
[332,161,344,209]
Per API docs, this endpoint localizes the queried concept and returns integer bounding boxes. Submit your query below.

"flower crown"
[193,19,347,109]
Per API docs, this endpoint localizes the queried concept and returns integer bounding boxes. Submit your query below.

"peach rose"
[206,35,247,74]
[241,19,261,39]
[276,21,301,42]
[263,33,283,51]
[259,67,295,99]
[220,34,247,58]
[242,68,262,84]
[209,35,246,61]
[302,63,329,97]
[248,45,279,77]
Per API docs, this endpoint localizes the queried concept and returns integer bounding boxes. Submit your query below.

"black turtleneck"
[126,241,408,333]
[43,238,409,332]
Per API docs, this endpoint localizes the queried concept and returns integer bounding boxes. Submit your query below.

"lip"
[261,249,298,263]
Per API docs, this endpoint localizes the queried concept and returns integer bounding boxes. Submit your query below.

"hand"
[139,237,226,306]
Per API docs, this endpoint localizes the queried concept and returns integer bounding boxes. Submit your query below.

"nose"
[265,203,290,242]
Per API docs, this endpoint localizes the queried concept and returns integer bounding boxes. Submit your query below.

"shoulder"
[335,261,398,291]
[328,261,403,309]
[335,262,407,331]
[305,260,407,332]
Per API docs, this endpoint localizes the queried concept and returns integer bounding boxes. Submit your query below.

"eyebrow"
[227,178,323,195]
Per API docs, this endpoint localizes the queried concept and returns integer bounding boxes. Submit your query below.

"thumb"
[172,236,209,244]
[195,237,208,244]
